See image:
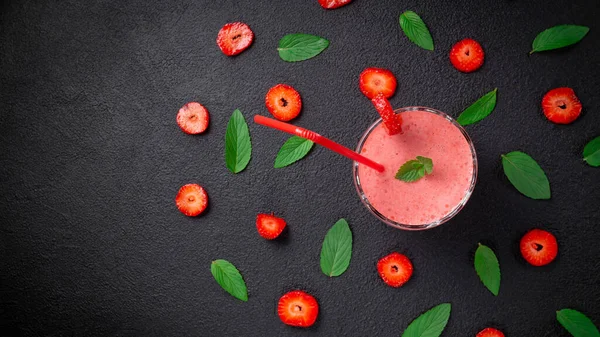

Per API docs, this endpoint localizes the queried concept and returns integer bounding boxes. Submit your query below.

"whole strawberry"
[520,229,558,266]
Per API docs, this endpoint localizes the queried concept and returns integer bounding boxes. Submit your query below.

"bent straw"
[254,115,385,173]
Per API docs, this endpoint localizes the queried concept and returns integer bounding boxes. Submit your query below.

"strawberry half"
[477,327,505,337]
[177,102,210,134]
[278,290,319,328]
[541,87,582,124]
[377,252,413,287]
[175,184,208,217]
[318,0,352,9]
[371,94,403,135]
[359,67,397,99]
[265,84,302,121]
[256,213,286,240]
[449,38,485,73]
[216,22,254,56]
[520,229,558,266]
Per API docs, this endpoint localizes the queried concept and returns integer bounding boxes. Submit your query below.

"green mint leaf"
[457,89,497,126]
[277,33,329,62]
[320,218,352,277]
[583,136,600,167]
[501,151,551,199]
[225,109,251,173]
[396,156,433,182]
[210,259,248,302]
[399,11,434,51]
[531,24,589,54]
[557,309,600,337]
[401,303,451,337]
[274,136,315,168]
[474,243,501,296]
[417,156,433,174]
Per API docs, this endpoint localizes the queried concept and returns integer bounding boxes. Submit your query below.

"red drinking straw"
[254,115,385,173]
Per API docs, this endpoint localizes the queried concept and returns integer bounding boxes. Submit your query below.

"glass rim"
[352,106,478,231]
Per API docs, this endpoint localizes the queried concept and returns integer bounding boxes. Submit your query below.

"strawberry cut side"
[541,87,582,124]
[177,102,210,134]
[359,67,397,99]
[265,84,302,121]
[477,327,505,337]
[256,213,286,240]
[377,252,413,287]
[371,94,403,135]
[449,38,485,73]
[318,0,352,9]
[216,22,254,56]
[520,229,558,266]
[278,290,319,328]
[175,184,208,217]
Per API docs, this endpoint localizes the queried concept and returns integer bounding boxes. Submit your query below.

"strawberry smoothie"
[354,107,477,230]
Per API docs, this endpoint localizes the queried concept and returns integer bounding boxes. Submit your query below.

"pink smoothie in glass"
[356,109,475,227]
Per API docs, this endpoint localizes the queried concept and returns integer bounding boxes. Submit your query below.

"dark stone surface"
[1,0,599,336]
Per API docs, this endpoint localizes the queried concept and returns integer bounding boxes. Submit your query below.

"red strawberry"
[177,102,210,134]
[216,22,254,56]
[256,213,287,240]
[371,94,403,135]
[449,38,485,73]
[277,290,319,328]
[265,84,302,121]
[175,184,208,216]
[318,0,351,9]
[477,327,505,337]
[377,252,413,287]
[520,229,558,266]
[359,67,397,99]
[541,87,582,124]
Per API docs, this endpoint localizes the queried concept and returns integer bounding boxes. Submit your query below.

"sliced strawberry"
[477,327,505,337]
[216,22,254,56]
[177,102,209,134]
[256,213,287,240]
[520,229,558,266]
[377,252,413,287]
[371,94,403,135]
[277,290,319,327]
[541,87,582,124]
[359,67,397,99]
[318,0,352,9]
[449,38,485,73]
[175,184,208,217]
[265,84,302,121]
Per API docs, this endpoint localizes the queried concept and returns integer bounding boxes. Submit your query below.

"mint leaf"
[278,34,329,62]
[210,259,248,302]
[399,11,434,51]
[557,309,600,337]
[320,219,352,277]
[474,243,501,296]
[457,89,497,126]
[501,151,551,199]
[225,109,251,173]
[583,136,600,167]
[274,136,314,168]
[401,303,451,337]
[396,156,433,182]
[531,25,589,54]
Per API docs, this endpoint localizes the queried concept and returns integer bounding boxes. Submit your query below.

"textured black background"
[1,0,599,336]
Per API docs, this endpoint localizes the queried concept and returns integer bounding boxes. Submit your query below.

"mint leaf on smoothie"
[474,243,501,296]
[278,33,329,62]
[274,136,315,168]
[395,156,433,182]
[211,259,248,301]
[320,219,352,277]
[457,89,497,126]
[401,303,451,337]
[501,151,550,199]
[557,308,600,337]
[225,109,252,173]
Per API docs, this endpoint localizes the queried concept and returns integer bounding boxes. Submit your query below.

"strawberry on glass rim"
[371,94,403,135]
